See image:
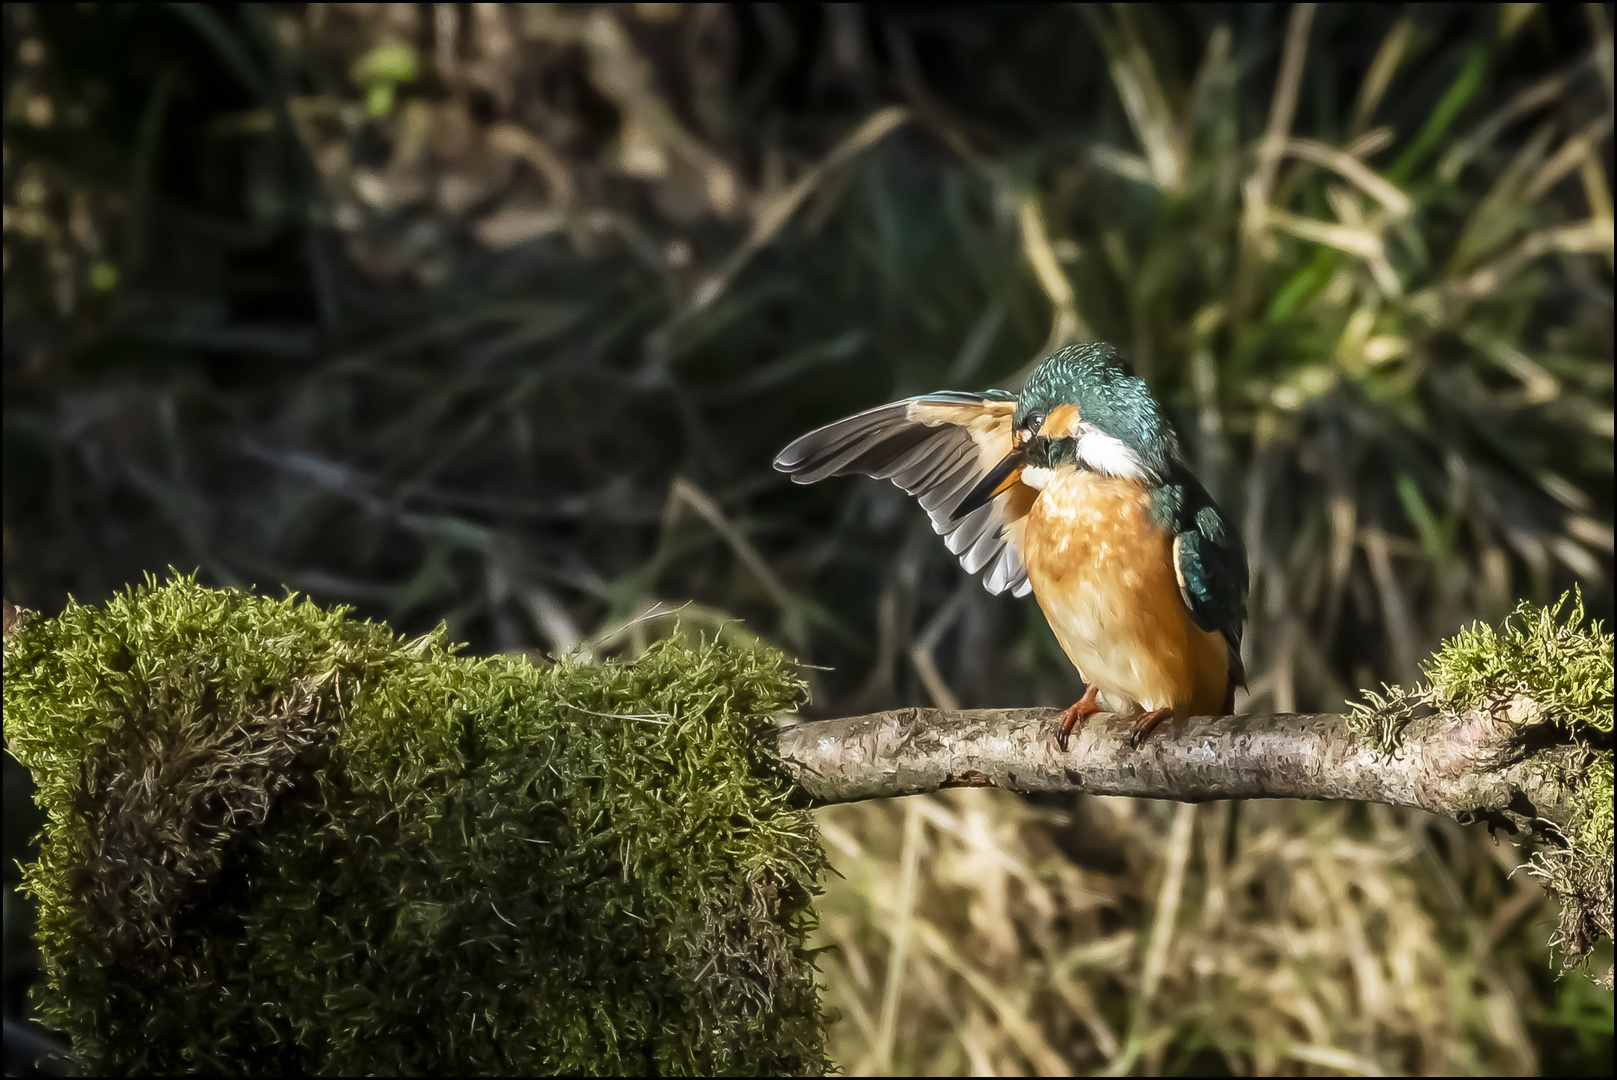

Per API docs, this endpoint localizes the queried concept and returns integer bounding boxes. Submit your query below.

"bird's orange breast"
[1020,469,1231,718]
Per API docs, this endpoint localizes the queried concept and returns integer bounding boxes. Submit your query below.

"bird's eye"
[1021,412,1046,435]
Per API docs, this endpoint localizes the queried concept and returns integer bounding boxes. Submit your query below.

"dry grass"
[813,791,1552,1075]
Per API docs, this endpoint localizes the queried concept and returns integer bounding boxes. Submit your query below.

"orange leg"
[1129,707,1174,748]
[1057,684,1103,752]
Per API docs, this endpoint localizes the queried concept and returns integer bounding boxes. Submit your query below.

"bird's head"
[1013,342,1177,484]
[950,343,1180,522]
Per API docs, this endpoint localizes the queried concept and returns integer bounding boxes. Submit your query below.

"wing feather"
[774,392,1033,596]
[889,441,973,494]
[960,516,1008,575]
[943,503,995,555]
[917,458,981,516]
[1166,469,1249,692]
[984,544,1034,597]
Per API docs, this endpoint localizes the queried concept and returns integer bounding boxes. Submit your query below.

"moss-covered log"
[2,578,830,1076]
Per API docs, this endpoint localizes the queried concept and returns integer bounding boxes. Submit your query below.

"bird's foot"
[1129,708,1174,748]
[1056,685,1103,752]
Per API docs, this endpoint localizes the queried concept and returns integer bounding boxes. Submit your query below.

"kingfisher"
[773,342,1247,748]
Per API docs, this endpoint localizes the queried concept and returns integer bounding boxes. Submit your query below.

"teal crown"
[1015,343,1179,477]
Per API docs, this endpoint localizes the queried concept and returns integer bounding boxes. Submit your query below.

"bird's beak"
[950,446,1025,522]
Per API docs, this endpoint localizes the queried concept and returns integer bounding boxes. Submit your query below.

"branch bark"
[778,703,1581,840]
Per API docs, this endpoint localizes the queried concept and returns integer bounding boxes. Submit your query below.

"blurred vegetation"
[3,2,1612,1075]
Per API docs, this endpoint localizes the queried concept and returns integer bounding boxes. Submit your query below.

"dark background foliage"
[5,3,1612,1074]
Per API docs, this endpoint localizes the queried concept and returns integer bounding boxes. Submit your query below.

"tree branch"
[778,703,1581,839]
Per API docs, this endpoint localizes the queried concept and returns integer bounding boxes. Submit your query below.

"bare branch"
[778,703,1581,839]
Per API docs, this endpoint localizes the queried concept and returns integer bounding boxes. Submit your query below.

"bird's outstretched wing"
[774,391,1036,596]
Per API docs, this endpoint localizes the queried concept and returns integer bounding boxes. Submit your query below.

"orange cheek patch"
[1040,403,1083,439]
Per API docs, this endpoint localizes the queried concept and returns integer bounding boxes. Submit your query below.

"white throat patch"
[1020,464,1055,490]
[1074,426,1150,480]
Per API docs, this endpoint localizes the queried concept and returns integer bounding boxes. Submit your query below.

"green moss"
[1351,591,1613,756]
[1582,758,1614,862]
[1424,591,1613,737]
[3,574,829,1076]
[1427,591,1613,873]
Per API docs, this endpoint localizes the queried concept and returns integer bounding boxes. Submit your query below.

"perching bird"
[773,342,1247,748]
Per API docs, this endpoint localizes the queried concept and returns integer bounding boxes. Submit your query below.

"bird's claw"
[1059,694,1175,751]
[1128,708,1173,749]
[1056,685,1103,751]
